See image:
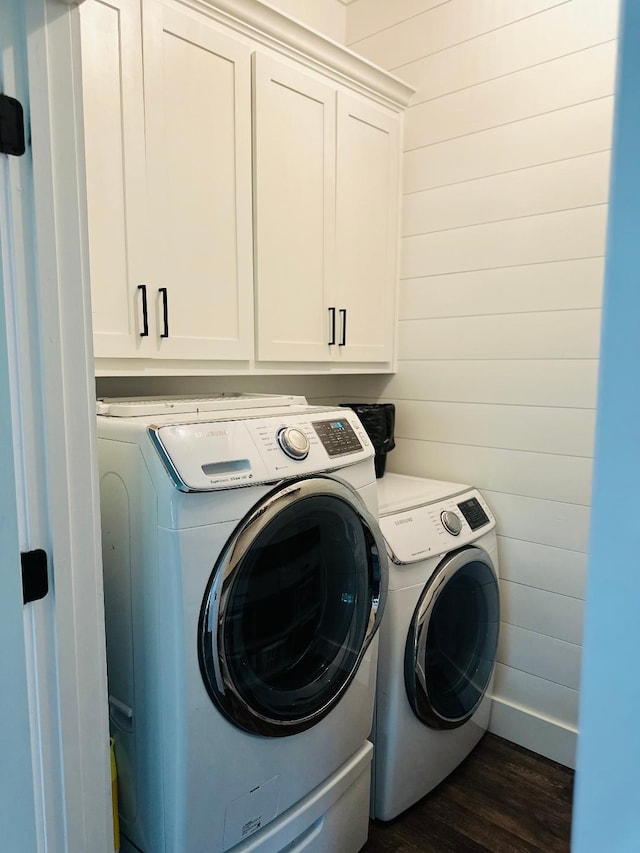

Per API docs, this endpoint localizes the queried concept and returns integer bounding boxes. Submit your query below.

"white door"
[254,52,337,362]
[144,0,255,361]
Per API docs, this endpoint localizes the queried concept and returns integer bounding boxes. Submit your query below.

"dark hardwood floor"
[362,733,574,853]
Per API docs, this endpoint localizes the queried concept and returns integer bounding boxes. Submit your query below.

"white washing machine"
[371,473,500,821]
[96,394,388,852]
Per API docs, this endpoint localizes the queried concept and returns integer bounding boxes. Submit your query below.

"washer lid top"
[377,473,469,516]
[96,393,307,417]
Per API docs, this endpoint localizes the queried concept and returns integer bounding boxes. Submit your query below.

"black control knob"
[277,426,310,460]
[441,510,462,536]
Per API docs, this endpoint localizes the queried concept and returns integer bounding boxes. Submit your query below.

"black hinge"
[0,94,26,156]
[21,549,49,604]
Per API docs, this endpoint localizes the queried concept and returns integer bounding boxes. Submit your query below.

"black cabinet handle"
[159,287,169,338]
[138,285,149,337]
[339,308,347,346]
[328,306,336,345]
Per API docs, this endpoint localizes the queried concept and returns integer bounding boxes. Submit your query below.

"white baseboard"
[489,698,577,769]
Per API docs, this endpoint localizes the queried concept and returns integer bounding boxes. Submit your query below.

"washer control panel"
[457,496,490,530]
[148,407,373,491]
[440,509,462,536]
[277,426,310,460]
[312,418,363,457]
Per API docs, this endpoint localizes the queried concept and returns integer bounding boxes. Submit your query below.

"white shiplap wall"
[262,0,346,42]
[342,0,620,767]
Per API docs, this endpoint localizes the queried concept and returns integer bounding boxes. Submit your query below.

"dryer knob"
[441,510,462,536]
[277,426,310,460]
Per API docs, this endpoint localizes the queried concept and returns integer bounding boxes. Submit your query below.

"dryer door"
[198,476,387,737]
[405,546,499,730]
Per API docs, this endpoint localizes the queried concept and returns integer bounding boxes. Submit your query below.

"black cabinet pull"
[339,308,347,346]
[138,285,149,337]
[159,287,169,338]
[328,306,336,345]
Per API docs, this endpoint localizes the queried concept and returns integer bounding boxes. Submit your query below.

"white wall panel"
[396,400,595,457]
[489,701,577,767]
[346,0,617,766]
[95,373,345,401]
[389,439,591,505]
[340,360,600,408]
[497,537,588,599]
[264,0,346,42]
[403,153,611,236]
[404,98,614,192]
[348,0,568,71]
[395,0,619,101]
[399,310,601,361]
[402,206,608,278]
[404,41,616,150]
[400,259,605,319]
[497,623,582,690]
[482,490,591,553]
[493,663,580,727]
[500,582,584,645]
[346,0,446,44]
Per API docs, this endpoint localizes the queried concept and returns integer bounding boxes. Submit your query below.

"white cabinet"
[142,2,254,361]
[254,53,401,365]
[81,0,147,360]
[80,0,254,363]
[335,93,400,364]
[80,0,412,374]
[253,54,336,363]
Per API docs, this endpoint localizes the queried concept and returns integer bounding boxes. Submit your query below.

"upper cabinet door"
[142,1,254,361]
[335,93,400,363]
[253,53,337,363]
[80,0,150,359]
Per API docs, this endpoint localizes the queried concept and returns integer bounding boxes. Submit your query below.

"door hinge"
[21,549,49,604]
[0,94,26,156]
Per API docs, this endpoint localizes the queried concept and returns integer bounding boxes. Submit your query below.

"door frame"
[1,0,112,849]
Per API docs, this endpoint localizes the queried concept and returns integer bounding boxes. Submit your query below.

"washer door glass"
[405,547,499,730]
[199,477,386,737]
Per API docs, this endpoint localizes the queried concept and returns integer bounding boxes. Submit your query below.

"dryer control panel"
[147,408,373,491]
[379,489,495,564]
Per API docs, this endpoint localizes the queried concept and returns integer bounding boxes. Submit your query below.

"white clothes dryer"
[371,473,500,821]
[96,394,388,853]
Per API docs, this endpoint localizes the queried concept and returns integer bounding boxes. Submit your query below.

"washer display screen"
[312,419,363,457]
[457,497,489,531]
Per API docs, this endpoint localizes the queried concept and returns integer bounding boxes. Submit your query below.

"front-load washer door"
[198,476,387,737]
[405,546,499,730]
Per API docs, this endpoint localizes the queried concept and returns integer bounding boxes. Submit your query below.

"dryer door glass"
[199,477,386,737]
[405,547,499,730]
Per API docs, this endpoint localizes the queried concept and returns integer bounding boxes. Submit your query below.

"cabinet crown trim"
[173,0,415,108]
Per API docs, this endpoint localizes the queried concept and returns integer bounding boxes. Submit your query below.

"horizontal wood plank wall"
[344,0,620,768]
[263,0,347,43]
